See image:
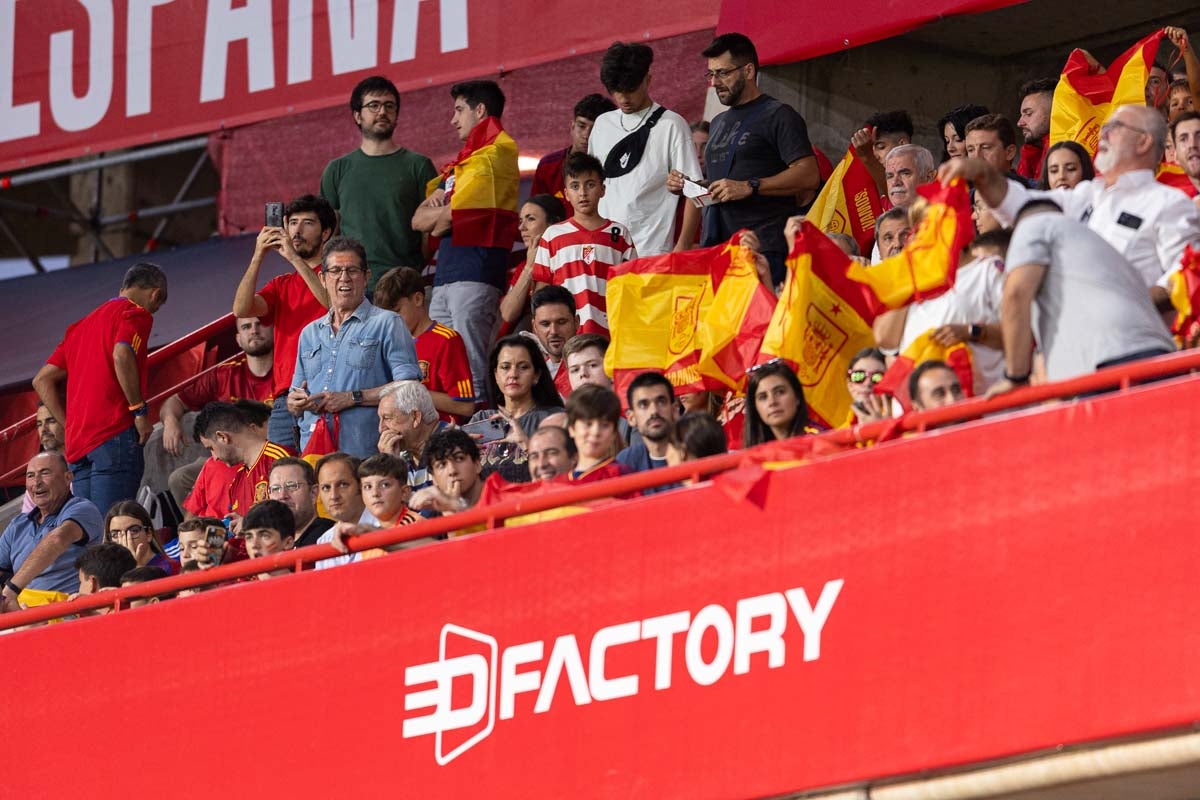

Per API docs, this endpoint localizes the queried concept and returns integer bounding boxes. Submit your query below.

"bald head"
[25,451,72,515]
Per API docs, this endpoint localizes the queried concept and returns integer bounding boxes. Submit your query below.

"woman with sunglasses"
[744,360,812,448]
[104,500,179,575]
[845,347,890,424]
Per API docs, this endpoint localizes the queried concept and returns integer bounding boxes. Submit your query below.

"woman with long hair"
[744,360,811,448]
[104,500,178,575]
[1038,141,1095,190]
[937,104,989,162]
[498,194,569,336]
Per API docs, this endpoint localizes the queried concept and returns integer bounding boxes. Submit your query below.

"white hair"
[885,143,936,180]
[378,380,438,425]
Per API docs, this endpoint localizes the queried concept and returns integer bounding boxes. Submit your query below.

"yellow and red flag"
[758,222,883,429]
[695,232,779,393]
[845,179,975,309]
[1167,245,1200,346]
[1049,30,1165,155]
[1157,163,1199,198]
[427,116,520,248]
[804,146,884,257]
[874,329,975,411]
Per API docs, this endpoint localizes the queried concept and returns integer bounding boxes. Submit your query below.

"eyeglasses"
[847,369,885,385]
[325,267,366,278]
[705,65,747,82]
[361,100,397,114]
[1100,119,1148,137]
[267,481,309,496]
[108,524,147,537]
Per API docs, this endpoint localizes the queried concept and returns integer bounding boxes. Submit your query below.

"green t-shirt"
[319,147,438,291]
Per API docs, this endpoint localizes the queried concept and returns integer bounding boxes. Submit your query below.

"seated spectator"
[0,452,102,611]
[988,200,1175,396]
[874,207,912,260]
[467,335,566,482]
[526,426,579,481]
[564,333,613,392]
[312,452,369,569]
[826,232,861,258]
[527,286,579,399]
[864,110,914,164]
[119,565,170,608]
[242,500,296,580]
[908,360,966,411]
[744,360,811,447]
[532,152,637,337]
[185,401,293,528]
[937,103,989,161]
[531,93,617,214]
[1165,27,1200,119]
[267,457,333,549]
[564,384,630,483]
[372,267,475,423]
[359,454,419,529]
[691,120,710,176]
[75,542,137,597]
[1169,78,1196,122]
[176,516,234,569]
[665,412,729,465]
[1038,141,1094,191]
[104,500,177,575]
[375,381,441,502]
[1016,79,1056,180]
[965,113,1036,188]
[617,372,679,483]
[499,195,568,336]
[884,144,936,212]
[845,347,890,425]
[409,429,485,518]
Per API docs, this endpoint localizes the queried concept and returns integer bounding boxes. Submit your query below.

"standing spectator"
[533,152,637,336]
[531,93,618,214]
[617,372,679,480]
[965,114,1037,188]
[0,452,103,610]
[35,403,64,453]
[1171,112,1200,197]
[691,121,710,175]
[104,500,177,575]
[744,361,811,447]
[589,41,702,256]
[1016,79,1056,181]
[937,104,989,162]
[233,193,334,449]
[412,80,520,401]
[1038,141,1094,191]
[499,195,568,337]
[267,457,332,549]
[33,263,167,513]
[287,238,422,458]
[528,286,579,400]
[319,75,437,292]
[374,267,475,422]
[909,361,966,411]
[862,110,914,164]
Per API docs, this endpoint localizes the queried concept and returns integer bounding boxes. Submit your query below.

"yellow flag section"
[1049,30,1164,155]
[759,222,882,429]
[804,146,883,257]
[876,328,975,410]
[426,116,520,248]
[844,179,975,309]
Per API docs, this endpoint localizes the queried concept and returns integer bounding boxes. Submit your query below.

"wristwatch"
[968,323,983,343]
[747,178,761,196]
[352,389,364,407]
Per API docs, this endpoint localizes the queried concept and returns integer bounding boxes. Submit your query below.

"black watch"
[747,178,761,196]
[352,390,364,407]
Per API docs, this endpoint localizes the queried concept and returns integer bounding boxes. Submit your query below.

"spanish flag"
[1050,30,1164,155]
[758,222,882,429]
[844,179,975,309]
[427,117,520,248]
[874,329,975,411]
[804,146,884,257]
[695,232,778,393]
[1168,245,1200,346]
[1157,163,1199,198]
[605,245,721,404]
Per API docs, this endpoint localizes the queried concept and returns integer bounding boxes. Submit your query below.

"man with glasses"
[288,238,422,458]
[669,33,819,284]
[949,104,1200,295]
[266,457,332,549]
[320,75,437,293]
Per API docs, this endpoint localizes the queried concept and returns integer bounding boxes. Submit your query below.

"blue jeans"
[268,394,299,451]
[70,426,144,515]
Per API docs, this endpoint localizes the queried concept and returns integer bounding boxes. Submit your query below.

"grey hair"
[885,143,936,180]
[379,380,438,425]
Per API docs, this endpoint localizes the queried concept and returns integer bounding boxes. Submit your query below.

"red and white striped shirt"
[532,219,636,335]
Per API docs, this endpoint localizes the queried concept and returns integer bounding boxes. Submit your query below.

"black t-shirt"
[294,516,335,550]
[702,95,814,254]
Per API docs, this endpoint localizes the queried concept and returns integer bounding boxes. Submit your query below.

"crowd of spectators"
[5,25,1200,616]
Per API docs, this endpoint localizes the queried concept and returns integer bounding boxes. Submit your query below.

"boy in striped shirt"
[532,152,636,335]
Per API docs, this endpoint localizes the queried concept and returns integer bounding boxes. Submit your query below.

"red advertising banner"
[0,0,719,173]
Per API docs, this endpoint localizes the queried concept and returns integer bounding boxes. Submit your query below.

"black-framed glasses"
[325,267,366,278]
[705,64,747,82]
[847,369,885,385]
[362,100,397,114]
[108,524,147,538]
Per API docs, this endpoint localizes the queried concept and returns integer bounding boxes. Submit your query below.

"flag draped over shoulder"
[804,147,883,257]
[1049,30,1164,155]
[426,117,520,248]
[1168,245,1200,346]
[875,329,974,411]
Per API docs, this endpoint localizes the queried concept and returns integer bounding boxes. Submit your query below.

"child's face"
[568,417,617,461]
[244,527,291,560]
[565,172,606,215]
[361,474,411,523]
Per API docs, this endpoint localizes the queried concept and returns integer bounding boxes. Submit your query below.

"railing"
[2,347,1197,632]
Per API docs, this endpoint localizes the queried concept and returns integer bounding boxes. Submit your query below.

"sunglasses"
[847,369,885,385]
[747,357,786,374]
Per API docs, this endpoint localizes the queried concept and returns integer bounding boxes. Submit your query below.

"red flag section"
[875,329,975,411]
[804,147,885,257]
[1167,245,1200,347]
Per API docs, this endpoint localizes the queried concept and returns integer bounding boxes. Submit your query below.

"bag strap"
[602,105,670,177]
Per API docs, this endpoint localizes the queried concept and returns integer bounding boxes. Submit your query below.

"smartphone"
[462,417,510,443]
[204,525,226,566]
[265,201,284,228]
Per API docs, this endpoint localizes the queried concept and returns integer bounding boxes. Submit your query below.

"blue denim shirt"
[293,299,421,457]
[0,495,103,593]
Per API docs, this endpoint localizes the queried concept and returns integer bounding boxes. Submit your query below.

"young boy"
[76,543,138,597]
[532,152,636,336]
[241,500,296,580]
[563,384,630,483]
[358,454,421,557]
[120,565,170,608]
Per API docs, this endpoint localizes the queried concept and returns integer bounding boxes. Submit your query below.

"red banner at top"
[0,0,718,173]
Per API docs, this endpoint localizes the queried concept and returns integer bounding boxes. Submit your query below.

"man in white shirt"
[589,41,702,256]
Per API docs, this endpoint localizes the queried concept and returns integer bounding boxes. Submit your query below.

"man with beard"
[234,194,335,449]
[527,286,578,401]
[670,33,819,285]
[35,403,64,453]
[951,104,1200,296]
[1015,78,1056,181]
[1170,111,1200,198]
[320,75,438,292]
[617,372,679,491]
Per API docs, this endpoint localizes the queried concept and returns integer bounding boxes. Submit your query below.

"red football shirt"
[532,219,635,336]
[415,322,475,422]
[547,358,572,402]
[256,269,327,398]
[47,297,154,463]
[530,146,573,216]
[230,442,294,514]
[178,354,274,409]
[182,442,293,518]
